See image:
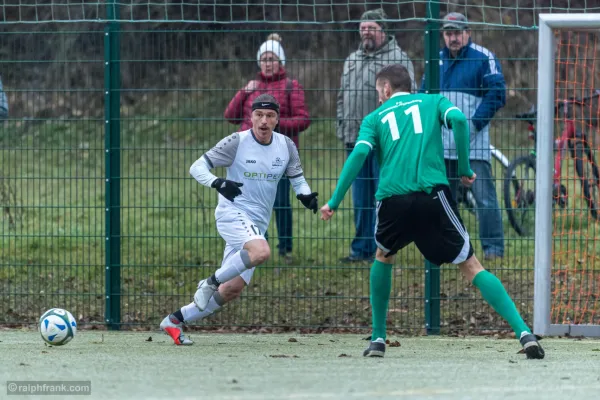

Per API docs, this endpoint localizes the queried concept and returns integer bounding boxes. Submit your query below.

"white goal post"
[534,13,600,337]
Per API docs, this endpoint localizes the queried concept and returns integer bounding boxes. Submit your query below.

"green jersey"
[356,92,471,199]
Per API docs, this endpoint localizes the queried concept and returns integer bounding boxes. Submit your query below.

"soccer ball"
[39,308,77,346]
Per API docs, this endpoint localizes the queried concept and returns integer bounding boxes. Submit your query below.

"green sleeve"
[438,96,473,178]
[327,143,371,210]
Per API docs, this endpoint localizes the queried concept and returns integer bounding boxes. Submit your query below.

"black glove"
[211,178,243,202]
[296,192,319,214]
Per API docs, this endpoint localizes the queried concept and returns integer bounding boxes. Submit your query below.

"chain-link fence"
[1,1,597,333]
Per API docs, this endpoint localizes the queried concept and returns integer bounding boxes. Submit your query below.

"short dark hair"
[375,64,412,93]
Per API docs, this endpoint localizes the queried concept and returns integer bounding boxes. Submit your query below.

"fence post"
[104,1,121,330]
[424,0,441,335]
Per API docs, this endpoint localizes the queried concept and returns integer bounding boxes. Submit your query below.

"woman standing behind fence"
[224,33,311,264]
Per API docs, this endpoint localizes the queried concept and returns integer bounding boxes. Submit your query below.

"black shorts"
[375,185,474,265]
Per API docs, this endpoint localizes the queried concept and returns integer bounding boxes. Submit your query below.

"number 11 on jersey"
[382,104,423,141]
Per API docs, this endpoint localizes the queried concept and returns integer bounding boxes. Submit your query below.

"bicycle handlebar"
[514,91,600,122]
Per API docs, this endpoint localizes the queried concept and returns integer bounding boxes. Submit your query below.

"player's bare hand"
[244,80,259,93]
[461,173,476,188]
[320,204,334,221]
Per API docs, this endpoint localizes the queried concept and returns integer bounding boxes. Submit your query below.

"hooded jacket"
[224,68,310,147]
[336,36,416,145]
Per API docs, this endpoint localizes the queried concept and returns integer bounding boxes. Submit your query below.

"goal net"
[535,14,600,337]
[0,0,595,24]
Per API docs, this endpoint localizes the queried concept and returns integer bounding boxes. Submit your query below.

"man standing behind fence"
[421,12,505,260]
[336,8,416,263]
[0,75,9,119]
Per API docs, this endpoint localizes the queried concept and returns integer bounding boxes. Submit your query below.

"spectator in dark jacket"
[421,13,506,259]
[0,76,8,119]
[224,33,310,263]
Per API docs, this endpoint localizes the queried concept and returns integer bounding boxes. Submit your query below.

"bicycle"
[504,93,600,236]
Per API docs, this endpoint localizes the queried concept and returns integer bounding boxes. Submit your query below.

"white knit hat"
[257,36,286,67]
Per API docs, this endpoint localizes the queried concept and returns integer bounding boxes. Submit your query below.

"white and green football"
[39,308,77,346]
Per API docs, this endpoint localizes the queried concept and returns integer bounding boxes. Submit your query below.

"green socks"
[472,270,531,337]
[370,260,393,341]
[369,267,530,340]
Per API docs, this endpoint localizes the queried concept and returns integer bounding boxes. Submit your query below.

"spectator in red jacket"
[224,33,311,264]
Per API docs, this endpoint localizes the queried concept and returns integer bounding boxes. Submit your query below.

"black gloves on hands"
[297,192,319,214]
[211,178,243,202]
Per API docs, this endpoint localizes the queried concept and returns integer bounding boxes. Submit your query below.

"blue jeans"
[273,177,292,254]
[347,149,379,258]
[445,159,504,257]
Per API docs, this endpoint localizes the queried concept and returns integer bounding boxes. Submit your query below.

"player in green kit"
[320,64,544,359]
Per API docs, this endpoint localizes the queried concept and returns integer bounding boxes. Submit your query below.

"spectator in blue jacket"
[0,76,8,119]
[421,12,505,260]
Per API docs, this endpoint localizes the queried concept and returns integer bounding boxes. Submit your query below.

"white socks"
[181,298,221,322]
[214,249,252,284]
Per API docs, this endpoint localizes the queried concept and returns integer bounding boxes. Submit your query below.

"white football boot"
[160,315,193,346]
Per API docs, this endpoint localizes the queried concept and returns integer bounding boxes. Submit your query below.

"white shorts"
[216,210,266,285]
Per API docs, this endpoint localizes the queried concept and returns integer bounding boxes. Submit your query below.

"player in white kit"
[160,94,319,345]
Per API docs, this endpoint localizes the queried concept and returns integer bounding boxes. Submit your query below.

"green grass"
[0,118,599,330]
[2,331,600,400]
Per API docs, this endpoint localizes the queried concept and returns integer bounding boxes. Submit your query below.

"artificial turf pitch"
[1,331,599,399]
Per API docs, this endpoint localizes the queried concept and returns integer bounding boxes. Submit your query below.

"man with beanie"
[336,8,416,263]
[420,12,506,260]
[224,33,311,264]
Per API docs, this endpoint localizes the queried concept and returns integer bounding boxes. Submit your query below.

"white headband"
[257,40,286,67]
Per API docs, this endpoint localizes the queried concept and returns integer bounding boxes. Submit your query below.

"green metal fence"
[1,1,584,333]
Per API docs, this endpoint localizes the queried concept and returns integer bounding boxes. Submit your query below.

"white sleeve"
[284,136,304,179]
[203,133,240,168]
[190,133,241,187]
[189,156,218,187]
[283,136,311,195]
[289,175,311,196]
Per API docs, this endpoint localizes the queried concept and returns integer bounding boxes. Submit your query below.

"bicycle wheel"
[572,135,600,220]
[504,155,536,236]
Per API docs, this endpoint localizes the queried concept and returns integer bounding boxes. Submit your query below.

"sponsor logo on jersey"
[246,159,257,164]
[243,171,280,182]
[272,157,284,168]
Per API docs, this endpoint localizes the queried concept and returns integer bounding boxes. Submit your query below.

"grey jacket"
[336,36,416,145]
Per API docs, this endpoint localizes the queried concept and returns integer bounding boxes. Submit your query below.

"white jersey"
[203,129,305,232]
